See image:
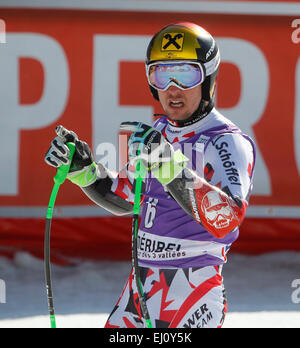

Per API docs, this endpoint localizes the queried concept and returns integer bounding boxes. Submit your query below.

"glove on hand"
[44,125,99,187]
[120,121,188,185]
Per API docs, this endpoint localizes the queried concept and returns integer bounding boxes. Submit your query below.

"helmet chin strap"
[166,99,214,127]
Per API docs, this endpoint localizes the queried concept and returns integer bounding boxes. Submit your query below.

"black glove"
[120,121,171,171]
[120,121,188,185]
[45,125,99,186]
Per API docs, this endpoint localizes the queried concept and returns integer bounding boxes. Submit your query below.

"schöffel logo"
[0,19,6,44]
[161,33,184,51]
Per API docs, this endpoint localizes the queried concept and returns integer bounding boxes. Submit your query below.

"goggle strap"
[204,51,220,76]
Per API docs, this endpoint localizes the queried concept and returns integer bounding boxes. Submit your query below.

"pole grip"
[133,159,146,215]
[53,142,76,185]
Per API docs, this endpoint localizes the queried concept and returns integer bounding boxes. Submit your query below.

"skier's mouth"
[169,100,184,108]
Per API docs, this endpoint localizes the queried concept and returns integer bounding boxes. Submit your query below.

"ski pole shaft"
[44,142,75,328]
[45,184,59,329]
[132,159,153,329]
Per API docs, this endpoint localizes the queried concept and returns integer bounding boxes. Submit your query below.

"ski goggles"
[147,61,205,91]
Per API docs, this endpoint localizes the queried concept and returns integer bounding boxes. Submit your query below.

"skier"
[45,22,256,328]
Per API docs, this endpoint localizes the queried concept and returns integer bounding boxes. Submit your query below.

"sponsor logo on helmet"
[206,41,215,60]
[161,33,184,51]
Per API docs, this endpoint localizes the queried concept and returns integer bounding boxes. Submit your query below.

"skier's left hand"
[120,121,188,185]
[120,121,171,171]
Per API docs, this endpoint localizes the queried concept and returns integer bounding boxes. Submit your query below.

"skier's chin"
[166,109,191,122]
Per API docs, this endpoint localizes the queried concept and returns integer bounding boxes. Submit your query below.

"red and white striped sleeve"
[110,163,137,205]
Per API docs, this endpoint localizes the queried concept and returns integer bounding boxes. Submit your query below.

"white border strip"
[0,0,299,16]
[0,205,300,218]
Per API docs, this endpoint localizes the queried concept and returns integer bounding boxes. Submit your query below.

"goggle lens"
[148,62,204,91]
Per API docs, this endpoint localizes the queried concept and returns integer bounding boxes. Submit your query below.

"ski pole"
[44,142,76,328]
[132,159,153,329]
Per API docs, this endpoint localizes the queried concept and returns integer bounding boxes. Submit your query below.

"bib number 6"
[144,198,159,229]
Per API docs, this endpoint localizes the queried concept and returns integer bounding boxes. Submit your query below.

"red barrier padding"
[1,217,300,264]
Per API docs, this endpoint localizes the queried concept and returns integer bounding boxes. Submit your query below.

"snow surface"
[0,251,300,328]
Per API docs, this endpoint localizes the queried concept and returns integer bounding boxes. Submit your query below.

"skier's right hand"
[44,125,99,187]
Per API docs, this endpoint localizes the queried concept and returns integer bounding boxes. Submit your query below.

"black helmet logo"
[161,33,184,51]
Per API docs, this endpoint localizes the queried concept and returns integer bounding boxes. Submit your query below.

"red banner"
[0,7,299,261]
